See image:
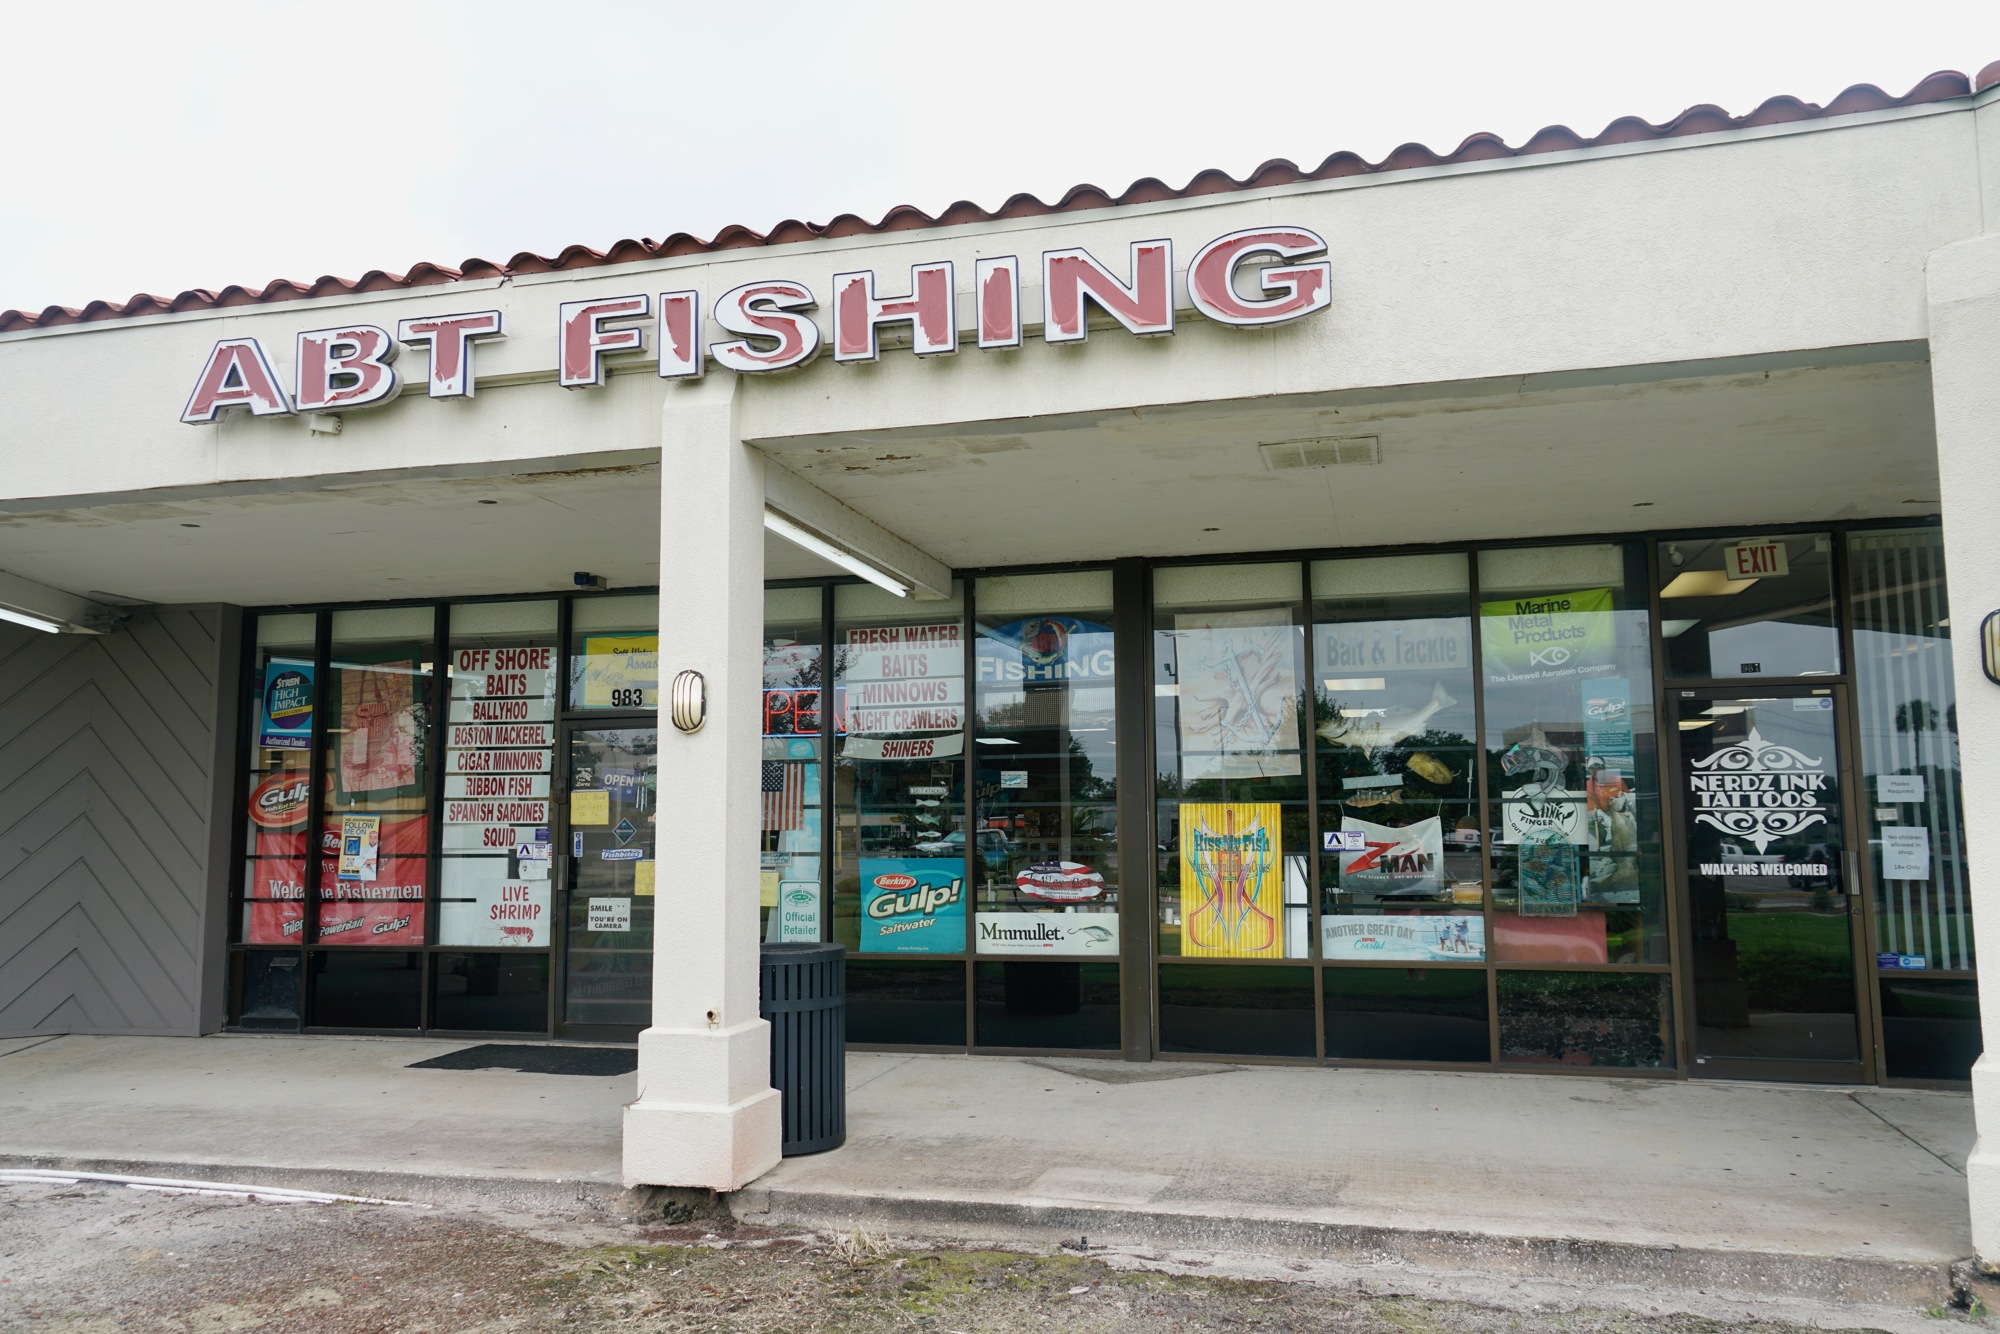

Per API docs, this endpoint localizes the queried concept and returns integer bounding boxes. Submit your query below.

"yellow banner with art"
[1179,802,1283,958]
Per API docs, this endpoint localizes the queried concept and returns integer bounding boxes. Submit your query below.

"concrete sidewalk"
[741,1053,1975,1304]
[0,1034,1976,1306]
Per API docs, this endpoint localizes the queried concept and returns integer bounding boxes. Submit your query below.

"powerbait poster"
[1180,802,1284,958]
[1171,613,1300,780]
[1479,588,1615,685]
[259,660,314,751]
[315,816,428,944]
[859,857,966,953]
[1322,914,1486,962]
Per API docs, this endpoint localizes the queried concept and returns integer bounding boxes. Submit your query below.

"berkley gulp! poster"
[1179,802,1283,958]
[859,857,965,953]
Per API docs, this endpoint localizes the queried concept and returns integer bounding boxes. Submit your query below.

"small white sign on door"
[1877,773,1926,804]
[1881,827,1932,881]
[587,897,632,932]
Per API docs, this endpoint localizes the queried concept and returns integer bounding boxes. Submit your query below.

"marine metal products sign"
[179,227,1335,422]
[858,857,965,953]
[1479,588,1615,683]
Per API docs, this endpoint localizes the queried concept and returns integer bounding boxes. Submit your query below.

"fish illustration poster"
[1170,613,1300,780]
[1179,802,1284,958]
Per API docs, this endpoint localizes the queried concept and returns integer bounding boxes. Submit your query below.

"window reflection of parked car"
[914,829,1011,868]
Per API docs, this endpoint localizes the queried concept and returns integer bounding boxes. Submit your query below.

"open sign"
[764,687,821,736]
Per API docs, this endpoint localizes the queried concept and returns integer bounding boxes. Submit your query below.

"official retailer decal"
[858,857,965,954]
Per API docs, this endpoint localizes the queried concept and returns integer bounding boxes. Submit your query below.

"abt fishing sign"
[176,226,1335,423]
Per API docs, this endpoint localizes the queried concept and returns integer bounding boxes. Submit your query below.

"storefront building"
[4,63,2000,1244]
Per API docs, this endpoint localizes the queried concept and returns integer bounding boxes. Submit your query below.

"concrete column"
[623,377,782,1191]
[1930,230,2000,1261]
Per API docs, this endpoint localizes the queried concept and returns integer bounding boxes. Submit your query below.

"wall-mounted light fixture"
[1982,611,2000,685]
[670,670,707,732]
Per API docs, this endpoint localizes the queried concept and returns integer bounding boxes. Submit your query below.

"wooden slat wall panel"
[0,609,223,1036]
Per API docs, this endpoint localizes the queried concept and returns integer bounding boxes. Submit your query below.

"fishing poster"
[1479,587,1615,684]
[336,655,423,798]
[1179,802,1284,958]
[1171,613,1300,780]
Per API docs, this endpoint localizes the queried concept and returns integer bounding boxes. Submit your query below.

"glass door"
[1670,686,1868,1079]
[557,724,658,1039]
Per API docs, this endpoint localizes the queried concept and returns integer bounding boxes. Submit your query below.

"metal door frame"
[1664,682,1878,1084]
[553,715,657,1043]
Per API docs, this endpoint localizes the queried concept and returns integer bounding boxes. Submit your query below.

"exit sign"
[1722,540,1789,579]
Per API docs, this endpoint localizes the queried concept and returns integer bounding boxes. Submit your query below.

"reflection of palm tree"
[1896,698,1940,770]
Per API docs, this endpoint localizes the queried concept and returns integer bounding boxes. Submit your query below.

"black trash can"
[759,942,846,1155]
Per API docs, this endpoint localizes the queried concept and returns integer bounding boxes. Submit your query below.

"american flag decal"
[761,761,806,831]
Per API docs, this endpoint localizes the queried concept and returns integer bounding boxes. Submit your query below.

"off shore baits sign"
[439,645,556,946]
[177,227,1335,422]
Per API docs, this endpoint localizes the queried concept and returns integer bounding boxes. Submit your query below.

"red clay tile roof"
[5,66,1995,335]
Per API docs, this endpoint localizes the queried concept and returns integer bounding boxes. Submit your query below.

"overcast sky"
[4,1,1997,315]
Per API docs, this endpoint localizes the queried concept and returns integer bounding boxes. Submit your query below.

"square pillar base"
[623,1020,783,1191]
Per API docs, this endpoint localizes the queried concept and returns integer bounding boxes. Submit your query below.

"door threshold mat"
[409,1043,637,1076]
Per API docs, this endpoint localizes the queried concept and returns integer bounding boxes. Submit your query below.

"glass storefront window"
[971,570,1118,1050]
[1153,563,1308,967]
[832,581,967,957]
[1496,971,1673,1068]
[763,587,825,943]
[1850,528,1977,1079]
[1658,534,1839,680]
[1311,553,1482,964]
[1323,967,1489,1063]
[1478,545,1666,965]
[315,607,435,963]
[569,593,659,710]
[439,602,557,954]
[241,612,316,949]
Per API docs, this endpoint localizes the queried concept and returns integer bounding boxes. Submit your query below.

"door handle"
[1841,849,1860,897]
